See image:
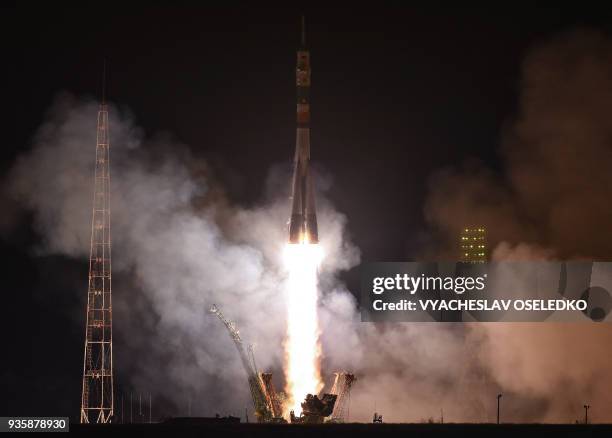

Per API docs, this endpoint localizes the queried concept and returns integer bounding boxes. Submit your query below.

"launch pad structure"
[329,372,356,423]
[209,304,286,423]
[210,304,356,425]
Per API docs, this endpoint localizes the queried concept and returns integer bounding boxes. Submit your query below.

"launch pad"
[290,393,337,424]
[210,303,355,424]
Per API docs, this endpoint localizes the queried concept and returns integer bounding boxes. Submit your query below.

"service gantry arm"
[329,372,356,422]
[209,304,273,422]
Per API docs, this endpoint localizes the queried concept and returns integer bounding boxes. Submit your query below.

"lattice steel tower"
[80,76,114,423]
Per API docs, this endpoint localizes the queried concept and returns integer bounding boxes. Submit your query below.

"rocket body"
[289,38,318,244]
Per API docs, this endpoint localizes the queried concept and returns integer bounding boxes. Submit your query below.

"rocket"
[288,17,318,244]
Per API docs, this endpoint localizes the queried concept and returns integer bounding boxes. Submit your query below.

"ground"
[72,421,612,437]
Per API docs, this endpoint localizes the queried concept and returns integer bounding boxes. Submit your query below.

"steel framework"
[209,304,282,422]
[80,95,114,423]
[329,372,356,423]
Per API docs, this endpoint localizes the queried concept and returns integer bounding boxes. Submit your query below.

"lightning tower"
[80,67,114,423]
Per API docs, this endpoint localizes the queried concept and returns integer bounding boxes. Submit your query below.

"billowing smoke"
[423,29,612,423]
[426,30,612,260]
[4,28,612,425]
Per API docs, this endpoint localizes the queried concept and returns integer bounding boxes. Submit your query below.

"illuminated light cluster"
[283,242,324,417]
[460,227,488,263]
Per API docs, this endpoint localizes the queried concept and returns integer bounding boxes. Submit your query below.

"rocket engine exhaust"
[283,244,323,416]
[283,17,324,417]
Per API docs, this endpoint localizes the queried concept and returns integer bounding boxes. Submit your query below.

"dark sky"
[3,5,612,421]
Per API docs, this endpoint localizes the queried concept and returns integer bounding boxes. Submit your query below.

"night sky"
[3,5,612,421]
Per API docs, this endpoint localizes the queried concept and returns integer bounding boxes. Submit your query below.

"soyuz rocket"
[288,17,318,244]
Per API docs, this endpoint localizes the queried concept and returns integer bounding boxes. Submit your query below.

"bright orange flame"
[283,242,324,417]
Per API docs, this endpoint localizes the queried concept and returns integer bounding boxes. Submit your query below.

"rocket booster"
[289,18,318,244]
